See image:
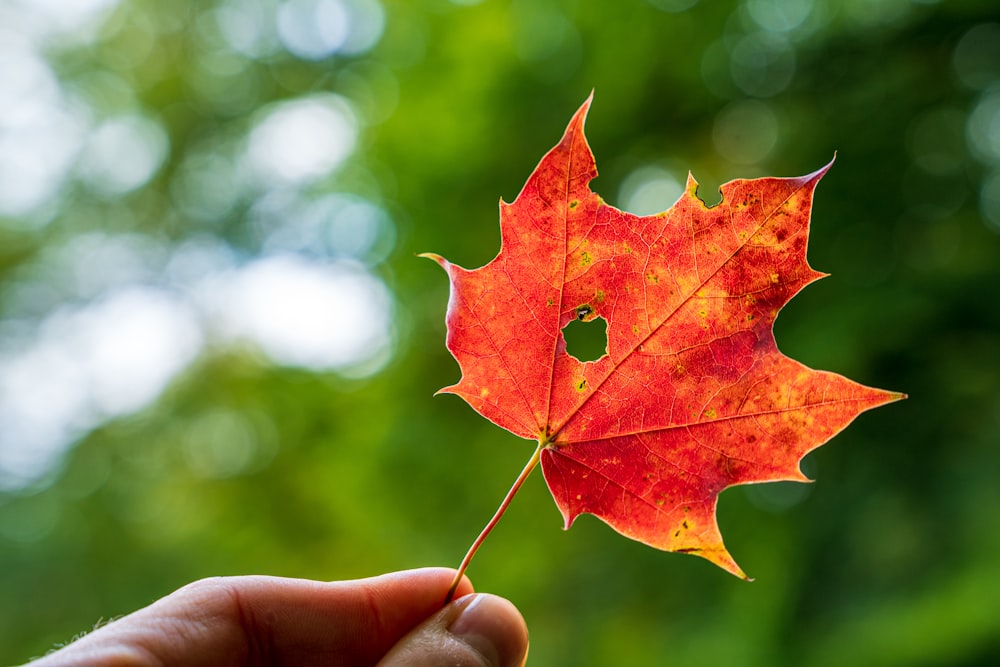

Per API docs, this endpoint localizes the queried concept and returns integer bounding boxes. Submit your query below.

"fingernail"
[448,594,527,667]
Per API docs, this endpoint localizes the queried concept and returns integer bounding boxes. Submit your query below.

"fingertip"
[448,594,529,667]
[377,592,528,667]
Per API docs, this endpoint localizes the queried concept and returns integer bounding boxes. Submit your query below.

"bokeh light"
[0,41,86,218]
[246,95,357,185]
[712,99,779,164]
[12,0,120,40]
[182,408,278,479]
[746,0,814,33]
[618,166,684,216]
[214,0,284,59]
[78,114,170,196]
[967,89,1000,166]
[200,254,393,373]
[729,32,796,97]
[0,288,201,490]
[277,0,385,59]
[952,22,1000,90]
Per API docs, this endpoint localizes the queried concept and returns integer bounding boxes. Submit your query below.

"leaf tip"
[695,546,752,581]
[789,469,815,484]
[433,384,458,398]
[684,172,704,205]
[571,90,595,129]
[720,559,753,582]
[559,507,577,532]
[808,269,831,285]
[419,252,456,275]
[805,155,836,184]
[685,171,698,190]
[868,388,907,407]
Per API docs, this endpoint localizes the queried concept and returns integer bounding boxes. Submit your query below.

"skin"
[23,568,528,667]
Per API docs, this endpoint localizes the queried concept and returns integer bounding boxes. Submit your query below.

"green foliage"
[2,0,1000,665]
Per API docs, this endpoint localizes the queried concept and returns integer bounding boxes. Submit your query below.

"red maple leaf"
[424,95,902,593]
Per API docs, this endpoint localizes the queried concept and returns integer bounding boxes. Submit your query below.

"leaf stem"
[443,442,543,604]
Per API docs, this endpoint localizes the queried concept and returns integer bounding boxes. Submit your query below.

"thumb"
[377,593,529,667]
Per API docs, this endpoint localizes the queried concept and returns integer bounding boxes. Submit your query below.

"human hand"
[25,567,528,667]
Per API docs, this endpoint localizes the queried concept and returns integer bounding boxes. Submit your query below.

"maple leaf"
[424,94,902,592]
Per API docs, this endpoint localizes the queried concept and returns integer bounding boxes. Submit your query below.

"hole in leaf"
[563,315,608,362]
[692,177,723,207]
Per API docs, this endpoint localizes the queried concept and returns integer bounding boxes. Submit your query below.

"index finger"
[186,567,476,666]
[29,568,475,667]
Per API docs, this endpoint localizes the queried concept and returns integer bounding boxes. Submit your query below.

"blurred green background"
[2,0,999,664]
